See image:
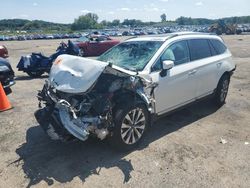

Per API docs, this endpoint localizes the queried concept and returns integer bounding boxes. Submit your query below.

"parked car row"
[1,24,249,42]
[0,33,84,41]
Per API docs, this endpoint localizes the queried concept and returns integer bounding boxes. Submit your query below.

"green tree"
[112,19,120,26]
[122,19,143,27]
[160,13,167,22]
[71,13,100,30]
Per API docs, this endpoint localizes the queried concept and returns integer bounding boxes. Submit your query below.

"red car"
[0,45,8,58]
[75,35,120,57]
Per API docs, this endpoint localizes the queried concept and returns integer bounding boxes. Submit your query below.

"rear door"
[187,39,220,98]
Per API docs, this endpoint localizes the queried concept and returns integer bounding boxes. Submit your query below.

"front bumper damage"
[35,82,111,141]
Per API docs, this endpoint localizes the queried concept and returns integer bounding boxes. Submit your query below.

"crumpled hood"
[49,55,109,93]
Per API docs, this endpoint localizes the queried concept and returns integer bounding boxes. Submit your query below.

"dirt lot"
[0,35,250,188]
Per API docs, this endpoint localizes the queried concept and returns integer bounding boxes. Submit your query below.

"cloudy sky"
[1,0,250,23]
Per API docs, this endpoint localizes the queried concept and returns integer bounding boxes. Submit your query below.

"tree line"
[0,19,70,32]
[70,14,250,30]
[0,14,250,32]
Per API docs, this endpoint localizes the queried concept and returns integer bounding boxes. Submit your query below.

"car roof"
[125,32,220,42]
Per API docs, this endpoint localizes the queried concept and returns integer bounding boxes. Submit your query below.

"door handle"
[217,62,222,68]
[188,69,197,75]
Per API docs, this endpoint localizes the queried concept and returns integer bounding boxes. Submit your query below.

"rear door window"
[209,39,227,55]
[188,39,212,61]
[208,41,218,56]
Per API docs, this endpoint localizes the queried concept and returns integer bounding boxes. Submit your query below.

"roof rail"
[125,36,138,41]
[125,32,217,42]
[169,31,216,37]
[164,32,217,41]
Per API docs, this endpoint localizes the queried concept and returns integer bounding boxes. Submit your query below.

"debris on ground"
[220,137,228,144]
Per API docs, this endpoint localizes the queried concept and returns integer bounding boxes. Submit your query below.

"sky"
[0,0,250,23]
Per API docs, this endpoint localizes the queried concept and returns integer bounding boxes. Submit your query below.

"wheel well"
[112,90,148,112]
[111,90,152,127]
[215,71,231,91]
[113,90,146,104]
[221,71,231,81]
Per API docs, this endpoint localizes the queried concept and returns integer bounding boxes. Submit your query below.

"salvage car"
[75,35,120,57]
[0,45,8,58]
[0,57,15,95]
[35,32,236,150]
[17,40,81,77]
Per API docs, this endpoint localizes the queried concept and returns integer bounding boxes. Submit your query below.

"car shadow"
[12,99,219,187]
[15,75,48,81]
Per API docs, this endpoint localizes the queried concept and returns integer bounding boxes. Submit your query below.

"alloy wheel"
[120,108,146,145]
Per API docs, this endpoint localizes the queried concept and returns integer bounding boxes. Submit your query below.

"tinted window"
[151,40,190,71]
[210,39,227,55]
[208,41,218,56]
[188,39,211,61]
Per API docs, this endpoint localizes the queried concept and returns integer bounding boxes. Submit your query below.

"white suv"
[35,32,236,150]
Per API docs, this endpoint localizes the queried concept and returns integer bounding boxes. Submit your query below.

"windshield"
[77,36,89,42]
[98,41,163,71]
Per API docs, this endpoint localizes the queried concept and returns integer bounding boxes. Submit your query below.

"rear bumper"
[229,65,236,76]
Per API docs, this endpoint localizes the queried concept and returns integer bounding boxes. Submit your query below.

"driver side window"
[152,40,190,72]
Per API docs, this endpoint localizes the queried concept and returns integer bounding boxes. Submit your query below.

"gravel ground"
[0,35,249,188]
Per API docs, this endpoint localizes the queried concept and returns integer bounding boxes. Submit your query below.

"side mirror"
[162,60,174,70]
[160,60,174,77]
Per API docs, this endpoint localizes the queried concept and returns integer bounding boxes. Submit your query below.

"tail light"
[0,45,9,58]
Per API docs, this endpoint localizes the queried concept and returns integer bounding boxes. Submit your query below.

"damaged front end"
[35,55,155,142]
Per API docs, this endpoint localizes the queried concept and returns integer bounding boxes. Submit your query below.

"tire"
[26,71,44,78]
[109,103,149,151]
[79,48,84,57]
[4,87,12,95]
[214,74,230,107]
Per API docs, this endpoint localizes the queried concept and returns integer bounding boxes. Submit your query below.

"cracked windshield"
[98,41,163,71]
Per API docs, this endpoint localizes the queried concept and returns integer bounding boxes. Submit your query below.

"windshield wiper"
[122,66,137,72]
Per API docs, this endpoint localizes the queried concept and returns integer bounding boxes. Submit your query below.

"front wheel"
[79,48,84,57]
[214,74,230,107]
[110,103,149,151]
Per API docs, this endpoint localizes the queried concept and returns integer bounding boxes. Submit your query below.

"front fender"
[113,89,154,114]
[136,89,153,113]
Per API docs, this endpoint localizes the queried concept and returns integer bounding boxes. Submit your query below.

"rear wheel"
[214,74,230,106]
[110,103,149,151]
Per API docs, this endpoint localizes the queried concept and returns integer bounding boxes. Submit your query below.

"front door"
[150,40,198,114]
